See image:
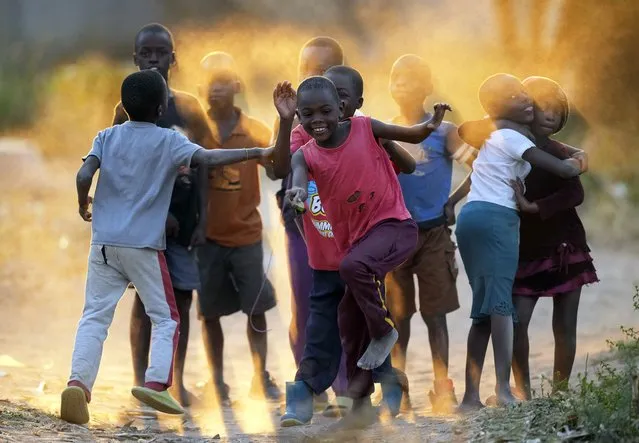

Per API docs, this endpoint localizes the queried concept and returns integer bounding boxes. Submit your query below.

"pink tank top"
[301,116,411,255]
[290,124,340,270]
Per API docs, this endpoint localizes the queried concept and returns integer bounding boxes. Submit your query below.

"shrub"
[0,50,42,131]
[464,287,639,442]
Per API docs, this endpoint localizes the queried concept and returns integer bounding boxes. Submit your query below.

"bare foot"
[169,384,197,408]
[357,329,398,370]
[456,398,485,415]
[496,391,518,407]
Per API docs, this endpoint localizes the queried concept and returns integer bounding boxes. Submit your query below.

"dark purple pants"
[338,218,418,398]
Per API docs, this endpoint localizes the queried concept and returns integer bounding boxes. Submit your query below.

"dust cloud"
[1,0,638,438]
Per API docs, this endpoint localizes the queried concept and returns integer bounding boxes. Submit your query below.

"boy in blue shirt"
[61,69,277,425]
[385,55,475,413]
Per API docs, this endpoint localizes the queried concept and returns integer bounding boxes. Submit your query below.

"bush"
[27,56,129,158]
[0,50,42,131]
[569,288,639,441]
[464,287,639,442]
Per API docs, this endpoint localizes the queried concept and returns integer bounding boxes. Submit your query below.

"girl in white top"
[454,73,584,412]
[467,128,533,209]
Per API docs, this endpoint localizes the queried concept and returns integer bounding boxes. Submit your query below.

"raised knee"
[339,256,363,281]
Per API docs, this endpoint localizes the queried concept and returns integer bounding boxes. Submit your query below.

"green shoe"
[131,386,184,415]
[60,386,90,425]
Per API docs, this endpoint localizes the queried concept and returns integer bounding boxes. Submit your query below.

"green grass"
[465,287,639,442]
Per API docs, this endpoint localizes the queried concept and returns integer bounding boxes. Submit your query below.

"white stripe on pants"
[69,245,179,392]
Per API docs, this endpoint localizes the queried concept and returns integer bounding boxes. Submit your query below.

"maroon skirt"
[513,243,599,297]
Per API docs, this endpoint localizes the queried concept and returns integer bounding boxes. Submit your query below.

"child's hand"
[166,213,180,238]
[427,103,452,129]
[189,225,206,250]
[571,151,588,173]
[78,196,93,222]
[563,157,583,176]
[259,147,275,165]
[274,81,297,121]
[285,186,307,213]
[510,179,539,213]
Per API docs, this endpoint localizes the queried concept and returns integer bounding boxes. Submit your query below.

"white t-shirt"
[467,129,534,210]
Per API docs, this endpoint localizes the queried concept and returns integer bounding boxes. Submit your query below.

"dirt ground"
[1,158,637,442]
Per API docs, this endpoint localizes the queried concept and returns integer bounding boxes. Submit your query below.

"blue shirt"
[86,121,202,250]
[395,120,453,226]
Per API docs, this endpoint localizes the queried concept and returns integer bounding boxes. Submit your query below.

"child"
[511,76,598,400]
[272,36,347,410]
[385,54,477,413]
[200,51,250,113]
[61,69,273,425]
[280,65,414,428]
[285,72,449,392]
[112,22,216,408]
[195,58,281,402]
[454,73,585,411]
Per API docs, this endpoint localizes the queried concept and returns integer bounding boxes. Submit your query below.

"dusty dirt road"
[0,161,637,442]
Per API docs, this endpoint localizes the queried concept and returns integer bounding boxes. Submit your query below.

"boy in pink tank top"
[286,75,450,376]
[281,66,416,430]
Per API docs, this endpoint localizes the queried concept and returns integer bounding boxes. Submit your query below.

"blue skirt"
[456,201,519,323]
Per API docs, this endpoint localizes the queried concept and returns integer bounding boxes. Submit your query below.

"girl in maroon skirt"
[510,76,598,400]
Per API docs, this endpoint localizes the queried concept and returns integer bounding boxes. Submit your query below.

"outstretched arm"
[522,147,582,179]
[265,116,282,181]
[380,140,416,174]
[285,150,309,211]
[76,156,100,221]
[370,103,451,144]
[173,93,218,248]
[271,82,297,178]
[192,146,273,168]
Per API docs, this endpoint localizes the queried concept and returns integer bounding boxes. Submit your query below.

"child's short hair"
[121,70,167,121]
[523,76,570,132]
[297,76,339,103]
[200,51,239,83]
[325,65,363,98]
[200,51,237,73]
[391,54,431,81]
[300,36,344,65]
[478,73,522,117]
[135,22,174,49]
